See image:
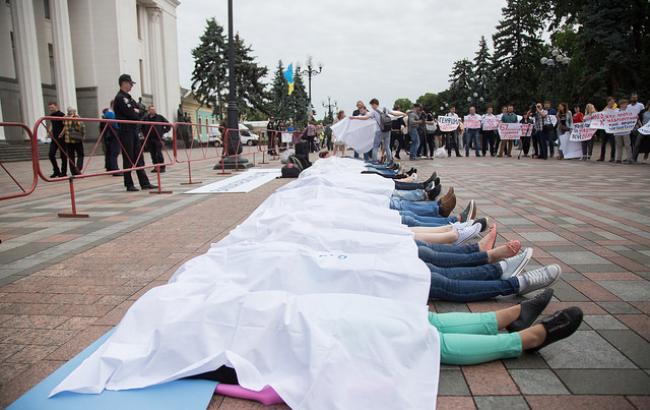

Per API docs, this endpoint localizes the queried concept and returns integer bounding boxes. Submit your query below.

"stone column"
[147,7,166,114]
[50,0,77,111]
[0,97,5,141]
[10,0,45,141]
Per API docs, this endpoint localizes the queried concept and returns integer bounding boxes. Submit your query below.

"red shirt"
[573,112,584,124]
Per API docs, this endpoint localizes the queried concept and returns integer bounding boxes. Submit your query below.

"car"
[207,126,222,147]
[238,124,260,146]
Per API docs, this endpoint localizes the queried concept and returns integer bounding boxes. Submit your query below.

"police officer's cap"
[119,74,136,85]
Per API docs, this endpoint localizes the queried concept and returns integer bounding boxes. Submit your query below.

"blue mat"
[8,330,218,410]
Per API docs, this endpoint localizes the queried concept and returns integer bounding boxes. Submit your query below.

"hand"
[134,108,140,113]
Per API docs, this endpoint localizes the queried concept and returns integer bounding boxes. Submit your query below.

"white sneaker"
[454,223,481,245]
[518,264,562,295]
[500,248,533,279]
[451,220,473,230]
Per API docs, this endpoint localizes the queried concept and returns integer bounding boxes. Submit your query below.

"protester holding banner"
[390,106,407,160]
[332,110,347,157]
[407,104,424,160]
[634,108,650,161]
[481,106,499,157]
[442,106,462,158]
[534,103,552,159]
[613,99,634,163]
[463,106,482,157]
[421,111,437,159]
[580,104,595,160]
[555,103,575,160]
[498,105,517,157]
[597,97,618,162]
[519,111,534,157]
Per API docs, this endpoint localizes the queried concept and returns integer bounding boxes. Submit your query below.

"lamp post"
[322,97,336,124]
[301,57,323,107]
[215,0,250,169]
[540,48,570,103]
[466,91,484,111]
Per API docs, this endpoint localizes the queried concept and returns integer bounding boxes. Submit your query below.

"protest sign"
[497,123,521,140]
[549,115,558,127]
[584,113,605,129]
[437,115,460,132]
[281,132,293,143]
[602,111,638,134]
[638,121,650,136]
[482,116,499,131]
[463,116,481,129]
[520,123,534,137]
[569,123,598,142]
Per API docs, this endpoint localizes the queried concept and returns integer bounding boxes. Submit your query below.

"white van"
[238,123,260,146]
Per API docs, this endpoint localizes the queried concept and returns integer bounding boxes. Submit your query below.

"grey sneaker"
[518,264,562,296]
[500,248,533,279]
[454,223,482,245]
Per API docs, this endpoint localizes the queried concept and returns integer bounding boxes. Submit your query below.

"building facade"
[0,0,180,142]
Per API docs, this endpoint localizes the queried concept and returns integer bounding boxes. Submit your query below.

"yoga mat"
[8,330,217,410]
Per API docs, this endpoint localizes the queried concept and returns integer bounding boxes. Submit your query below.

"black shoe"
[433,177,440,186]
[423,171,438,185]
[159,167,166,173]
[126,186,139,192]
[608,159,615,163]
[528,307,583,352]
[406,168,417,176]
[50,172,60,178]
[472,217,489,233]
[426,184,442,201]
[458,200,475,223]
[141,184,157,190]
[507,289,554,332]
[151,168,158,173]
[112,173,124,177]
[615,160,622,164]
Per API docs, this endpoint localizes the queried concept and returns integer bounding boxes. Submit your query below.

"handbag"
[68,123,84,143]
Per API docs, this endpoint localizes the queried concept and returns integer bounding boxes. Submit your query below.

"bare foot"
[479,224,497,251]
[488,240,521,263]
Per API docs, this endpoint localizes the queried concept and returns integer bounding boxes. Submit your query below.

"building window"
[139,59,145,93]
[44,0,50,19]
[48,43,55,84]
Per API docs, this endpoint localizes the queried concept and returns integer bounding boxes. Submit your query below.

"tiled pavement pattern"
[1,152,649,409]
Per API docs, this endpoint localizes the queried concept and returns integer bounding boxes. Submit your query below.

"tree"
[472,36,494,108]
[190,18,227,117]
[492,0,547,109]
[269,60,290,119]
[287,65,310,127]
[416,93,441,114]
[448,59,474,112]
[232,34,269,117]
[393,98,414,112]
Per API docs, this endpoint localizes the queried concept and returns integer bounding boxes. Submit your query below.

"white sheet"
[558,131,583,159]
[51,155,440,410]
[330,117,378,153]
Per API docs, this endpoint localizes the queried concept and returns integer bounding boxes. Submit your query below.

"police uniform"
[113,74,152,190]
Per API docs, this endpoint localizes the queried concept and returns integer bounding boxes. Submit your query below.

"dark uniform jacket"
[113,90,140,134]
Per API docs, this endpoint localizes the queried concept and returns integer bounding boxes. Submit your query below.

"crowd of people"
[323,93,649,164]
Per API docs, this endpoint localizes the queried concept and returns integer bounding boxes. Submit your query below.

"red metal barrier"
[173,120,230,180]
[0,122,38,201]
[33,116,175,218]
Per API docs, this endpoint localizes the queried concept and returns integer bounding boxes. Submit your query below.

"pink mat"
[215,384,284,406]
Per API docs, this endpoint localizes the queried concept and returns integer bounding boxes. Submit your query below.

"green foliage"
[287,65,310,127]
[269,60,290,119]
[393,98,414,112]
[448,59,474,112]
[416,93,441,114]
[472,36,494,109]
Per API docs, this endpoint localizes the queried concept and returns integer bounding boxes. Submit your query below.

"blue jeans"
[428,266,520,302]
[419,246,488,267]
[372,130,392,163]
[393,189,427,201]
[415,240,477,253]
[464,129,481,156]
[390,198,440,216]
[401,213,456,227]
[409,128,420,159]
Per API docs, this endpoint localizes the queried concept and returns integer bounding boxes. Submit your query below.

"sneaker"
[454,223,482,245]
[517,264,562,296]
[528,307,583,352]
[458,200,475,223]
[507,288,554,332]
[500,248,534,279]
[472,217,489,232]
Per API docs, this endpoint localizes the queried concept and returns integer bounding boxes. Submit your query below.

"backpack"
[376,108,393,132]
[281,163,301,178]
[288,155,305,172]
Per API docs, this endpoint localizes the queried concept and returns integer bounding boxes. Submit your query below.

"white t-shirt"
[627,102,645,117]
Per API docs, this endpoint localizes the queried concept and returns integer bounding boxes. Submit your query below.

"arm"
[349,115,371,120]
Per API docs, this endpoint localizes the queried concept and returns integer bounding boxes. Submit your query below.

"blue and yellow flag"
[284,63,294,95]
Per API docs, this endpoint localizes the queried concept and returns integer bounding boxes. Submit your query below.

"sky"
[176,0,508,118]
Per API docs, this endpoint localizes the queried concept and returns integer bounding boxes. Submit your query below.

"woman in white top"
[332,110,347,157]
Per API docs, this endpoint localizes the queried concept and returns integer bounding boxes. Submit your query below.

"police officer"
[113,74,156,192]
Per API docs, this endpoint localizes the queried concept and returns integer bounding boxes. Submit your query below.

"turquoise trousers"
[428,311,522,365]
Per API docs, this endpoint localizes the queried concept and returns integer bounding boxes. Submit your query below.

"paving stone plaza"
[0,153,649,409]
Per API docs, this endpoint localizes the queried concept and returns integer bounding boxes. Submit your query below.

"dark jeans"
[394,180,428,190]
[481,130,497,156]
[531,131,540,157]
[418,246,489,267]
[464,129,481,157]
[66,143,84,175]
[105,134,120,171]
[428,263,519,302]
[581,139,594,157]
[390,131,404,159]
[119,130,151,188]
[48,138,67,176]
[445,132,461,157]
[415,240,479,254]
[538,126,553,159]
[521,136,531,156]
[402,213,456,227]
[599,132,615,161]
[422,133,435,157]
[148,139,165,169]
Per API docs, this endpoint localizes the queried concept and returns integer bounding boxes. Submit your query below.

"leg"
[438,332,522,365]
[427,262,502,280]
[428,271,519,302]
[609,134,616,161]
[623,134,632,161]
[402,214,456,228]
[415,240,479,254]
[48,140,62,176]
[75,143,84,173]
[392,189,427,201]
[414,230,458,244]
[418,246,489,267]
[382,132,393,163]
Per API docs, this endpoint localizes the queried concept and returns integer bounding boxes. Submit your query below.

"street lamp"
[301,57,323,106]
[540,49,571,104]
[215,0,250,169]
[322,97,337,124]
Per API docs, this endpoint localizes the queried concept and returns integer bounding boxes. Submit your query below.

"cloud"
[176,0,507,116]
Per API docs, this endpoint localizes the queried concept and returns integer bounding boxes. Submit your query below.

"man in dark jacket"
[113,74,156,191]
[47,102,67,177]
[142,105,170,172]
